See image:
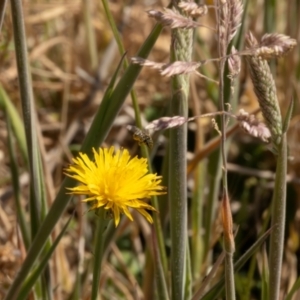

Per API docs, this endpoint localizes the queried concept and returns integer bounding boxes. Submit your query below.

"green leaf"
[282,97,295,134]
[286,277,300,300]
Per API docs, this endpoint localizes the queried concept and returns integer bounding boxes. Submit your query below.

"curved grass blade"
[16,215,73,300]
[6,115,30,249]
[282,97,294,134]
[0,85,28,166]
[286,277,300,300]
[11,0,44,239]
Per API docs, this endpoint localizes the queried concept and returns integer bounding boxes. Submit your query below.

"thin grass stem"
[0,0,7,35]
[6,116,30,249]
[10,0,44,239]
[216,0,237,297]
[91,209,110,300]
[83,0,98,69]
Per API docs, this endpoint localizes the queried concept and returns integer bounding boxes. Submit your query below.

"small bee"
[127,125,153,149]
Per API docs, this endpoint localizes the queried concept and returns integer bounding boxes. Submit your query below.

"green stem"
[91,209,110,300]
[224,251,235,300]
[10,0,42,238]
[169,97,188,300]
[269,133,287,300]
[217,0,236,296]
[83,0,98,69]
[220,58,235,300]
[169,15,192,297]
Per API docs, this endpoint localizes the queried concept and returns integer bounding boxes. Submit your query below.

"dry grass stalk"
[131,57,202,77]
[246,32,283,143]
[145,116,187,131]
[131,57,164,70]
[253,33,297,59]
[218,0,243,55]
[237,109,271,142]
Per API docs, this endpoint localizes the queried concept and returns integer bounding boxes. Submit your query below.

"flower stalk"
[246,32,295,300]
[216,0,243,298]
[91,209,110,300]
[168,2,193,299]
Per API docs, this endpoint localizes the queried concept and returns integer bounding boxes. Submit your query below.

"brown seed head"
[255,33,297,59]
[237,109,271,142]
[221,194,235,254]
[218,0,243,54]
[147,8,200,29]
[228,0,243,42]
[178,2,208,17]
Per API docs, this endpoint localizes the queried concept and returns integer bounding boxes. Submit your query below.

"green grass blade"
[85,24,163,151]
[0,85,28,165]
[261,245,269,300]
[6,115,30,249]
[269,133,287,300]
[16,215,73,300]
[286,277,300,300]
[10,0,43,239]
[185,242,192,300]
[152,230,169,300]
[282,97,294,134]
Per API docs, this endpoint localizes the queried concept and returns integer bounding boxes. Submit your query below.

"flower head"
[65,147,166,226]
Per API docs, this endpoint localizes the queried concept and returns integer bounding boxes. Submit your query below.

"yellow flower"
[65,147,166,226]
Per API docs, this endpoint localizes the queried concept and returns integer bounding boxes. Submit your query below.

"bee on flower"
[65,147,166,226]
[127,125,153,149]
